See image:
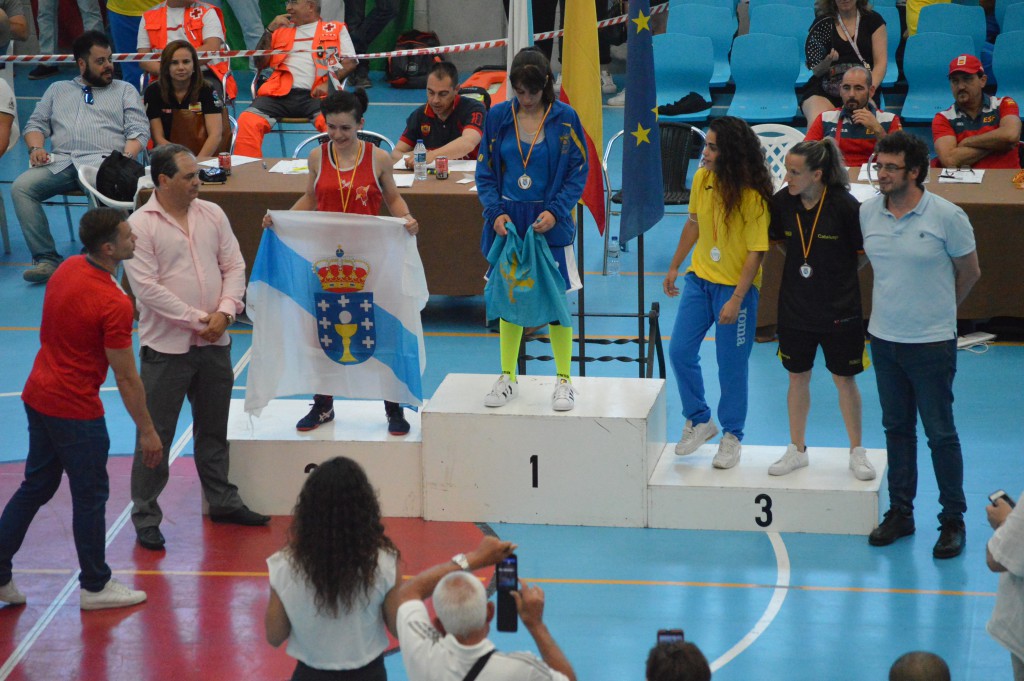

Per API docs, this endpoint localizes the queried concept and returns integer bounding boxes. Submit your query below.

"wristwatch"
[28,146,43,154]
[451,553,470,570]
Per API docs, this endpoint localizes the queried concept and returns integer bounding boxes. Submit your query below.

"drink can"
[435,156,449,180]
[218,152,232,175]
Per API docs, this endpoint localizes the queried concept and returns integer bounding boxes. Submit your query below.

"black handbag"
[96,150,145,202]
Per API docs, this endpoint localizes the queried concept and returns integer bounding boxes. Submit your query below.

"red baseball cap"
[948,54,984,76]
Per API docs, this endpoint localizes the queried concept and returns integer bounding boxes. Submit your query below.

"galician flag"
[244,211,428,415]
[559,0,606,234]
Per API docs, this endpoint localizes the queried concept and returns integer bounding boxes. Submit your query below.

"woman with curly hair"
[664,116,773,470]
[265,456,399,681]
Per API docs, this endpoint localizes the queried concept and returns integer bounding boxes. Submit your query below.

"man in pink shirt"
[124,143,268,552]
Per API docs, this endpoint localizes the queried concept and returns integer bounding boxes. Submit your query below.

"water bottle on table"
[414,139,427,181]
[607,236,620,276]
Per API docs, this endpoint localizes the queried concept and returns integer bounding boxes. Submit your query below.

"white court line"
[710,532,791,672]
[0,348,252,681]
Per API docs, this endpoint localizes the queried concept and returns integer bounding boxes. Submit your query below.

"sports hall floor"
[0,62,1020,681]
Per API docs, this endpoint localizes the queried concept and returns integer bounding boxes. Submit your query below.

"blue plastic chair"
[1002,2,1024,30]
[991,30,1024,102]
[873,0,897,7]
[665,4,737,87]
[653,34,715,122]
[749,0,814,9]
[749,4,817,85]
[728,33,800,122]
[996,0,1024,28]
[671,0,735,17]
[876,6,901,88]
[901,32,975,122]
[917,3,987,53]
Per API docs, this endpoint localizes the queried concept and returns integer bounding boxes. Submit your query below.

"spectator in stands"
[805,66,901,167]
[145,40,225,159]
[344,0,398,89]
[107,0,159,90]
[933,54,1021,169]
[138,0,235,101]
[802,0,889,125]
[889,651,951,681]
[204,0,265,50]
[391,61,485,169]
[232,0,357,158]
[768,138,874,481]
[383,535,577,681]
[266,456,398,680]
[646,641,711,681]
[0,0,27,54]
[663,116,773,470]
[14,30,149,284]
[987,489,1024,681]
[862,131,980,559]
[29,0,102,80]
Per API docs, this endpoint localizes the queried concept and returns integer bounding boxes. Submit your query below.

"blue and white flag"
[244,211,428,415]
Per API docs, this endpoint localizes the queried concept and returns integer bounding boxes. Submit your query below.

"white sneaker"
[483,374,518,408]
[553,73,562,95]
[607,88,626,106]
[712,433,742,469]
[0,579,26,605]
[80,577,147,611]
[675,419,719,456]
[849,446,876,481]
[768,444,809,476]
[600,70,618,94]
[611,42,628,61]
[551,378,577,411]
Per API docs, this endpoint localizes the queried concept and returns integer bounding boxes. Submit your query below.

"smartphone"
[657,629,685,645]
[496,554,518,633]
[989,490,1016,508]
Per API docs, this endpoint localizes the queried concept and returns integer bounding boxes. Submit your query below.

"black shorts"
[777,325,866,376]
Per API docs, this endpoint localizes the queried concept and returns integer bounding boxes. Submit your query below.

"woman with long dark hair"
[144,40,225,160]
[265,456,399,681]
[767,138,874,481]
[664,116,773,469]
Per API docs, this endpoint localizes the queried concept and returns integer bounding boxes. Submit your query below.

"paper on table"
[469,185,477,192]
[391,158,477,173]
[393,158,410,170]
[268,160,309,174]
[848,183,880,203]
[198,155,261,168]
[393,174,415,188]
[857,164,872,181]
[938,168,985,183]
[456,178,474,184]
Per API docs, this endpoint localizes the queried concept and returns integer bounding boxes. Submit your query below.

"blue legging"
[668,272,758,440]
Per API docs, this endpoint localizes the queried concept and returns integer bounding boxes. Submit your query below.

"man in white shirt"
[232,0,357,157]
[384,536,576,681]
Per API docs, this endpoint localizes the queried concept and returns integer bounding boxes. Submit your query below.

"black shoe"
[348,72,373,89]
[296,396,334,431]
[868,509,915,546]
[385,401,410,436]
[136,526,165,551]
[933,518,966,559]
[209,505,270,526]
[28,64,59,80]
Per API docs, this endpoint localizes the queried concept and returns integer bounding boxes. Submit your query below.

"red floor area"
[0,459,486,681]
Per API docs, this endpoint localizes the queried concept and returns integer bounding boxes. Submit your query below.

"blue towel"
[484,226,572,328]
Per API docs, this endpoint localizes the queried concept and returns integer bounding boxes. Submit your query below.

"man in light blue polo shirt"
[860,131,981,559]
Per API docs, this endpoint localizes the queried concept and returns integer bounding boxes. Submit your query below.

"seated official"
[933,54,1021,169]
[805,66,901,168]
[391,61,485,169]
[145,40,225,160]
[232,0,357,158]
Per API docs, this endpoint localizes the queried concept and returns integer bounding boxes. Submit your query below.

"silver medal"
[709,246,721,262]
[799,263,813,278]
[518,174,532,190]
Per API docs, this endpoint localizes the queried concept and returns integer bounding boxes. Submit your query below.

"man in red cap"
[933,53,1021,169]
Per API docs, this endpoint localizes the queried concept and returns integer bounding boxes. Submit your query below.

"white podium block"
[648,444,887,535]
[225,399,423,517]
[421,374,666,527]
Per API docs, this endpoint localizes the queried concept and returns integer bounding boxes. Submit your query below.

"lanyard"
[795,187,827,264]
[511,102,552,175]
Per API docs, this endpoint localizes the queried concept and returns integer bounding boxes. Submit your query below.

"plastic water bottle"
[607,236,620,276]
[413,139,427,181]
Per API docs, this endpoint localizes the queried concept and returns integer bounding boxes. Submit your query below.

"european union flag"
[619,0,664,244]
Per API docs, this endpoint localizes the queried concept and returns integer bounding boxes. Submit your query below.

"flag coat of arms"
[245,211,428,415]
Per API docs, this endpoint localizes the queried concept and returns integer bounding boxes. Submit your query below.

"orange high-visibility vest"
[259,20,347,97]
[144,2,238,100]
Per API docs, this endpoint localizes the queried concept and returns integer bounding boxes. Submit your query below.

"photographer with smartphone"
[383,536,576,681]
[986,489,1024,681]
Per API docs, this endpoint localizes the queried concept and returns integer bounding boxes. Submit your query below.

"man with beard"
[13,30,149,284]
[805,66,901,168]
[933,53,1021,170]
[391,61,485,169]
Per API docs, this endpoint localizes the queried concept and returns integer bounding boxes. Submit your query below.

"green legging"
[499,318,573,380]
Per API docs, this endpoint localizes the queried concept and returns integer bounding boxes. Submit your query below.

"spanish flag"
[558,0,606,234]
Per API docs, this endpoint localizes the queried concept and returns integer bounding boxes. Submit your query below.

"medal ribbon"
[331,140,362,213]
[795,186,828,265]
[511,102,552,181]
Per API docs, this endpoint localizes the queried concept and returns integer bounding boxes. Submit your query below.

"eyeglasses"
[82,85,94,105]
[872,163,905,174]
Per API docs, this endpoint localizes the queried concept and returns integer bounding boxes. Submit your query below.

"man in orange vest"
[232,0,357,158]
[138,0,237,101]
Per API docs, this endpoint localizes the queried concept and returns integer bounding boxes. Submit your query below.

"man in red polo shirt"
[933,54,1021,170]
[391,61,486,169]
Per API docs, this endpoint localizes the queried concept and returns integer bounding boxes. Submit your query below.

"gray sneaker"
[768,443,808,476]
[80,577,146,611]
[712,433,742,469]
[23,261,57,284]
[0,578,26,605]
[675,419,718,456]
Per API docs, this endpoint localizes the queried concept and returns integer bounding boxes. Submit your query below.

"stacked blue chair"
[991,30,1024,102]
[672,0,735,14]
[653,34,715,122]
[901,32,974,122]
[749,0,814,9]
[875,5,901,88]
[666,4,737,87]
[996,0,1024,29]
[916,3,987,53]
[727,33,801,122]
[749,4,817,85]
[1003,2,1024,30]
